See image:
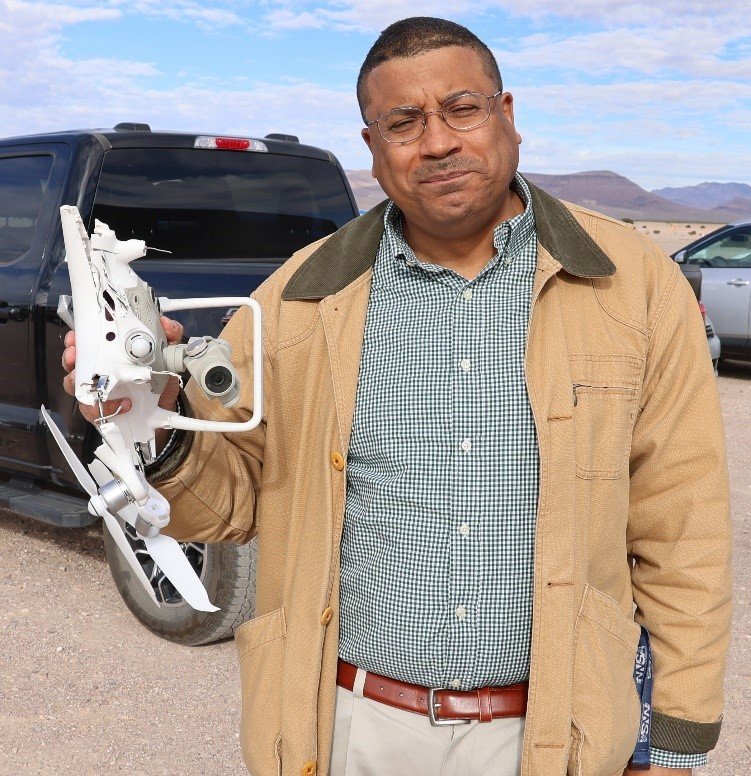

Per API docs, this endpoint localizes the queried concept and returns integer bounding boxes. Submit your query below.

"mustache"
[413,158,477,182]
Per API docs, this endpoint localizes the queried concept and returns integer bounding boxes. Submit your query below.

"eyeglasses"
[366,90,502,144]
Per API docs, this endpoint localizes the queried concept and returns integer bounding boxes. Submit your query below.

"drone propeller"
[90,461,217,611]
[87,458,158,605]
[40,406,218,612]
[143,533,218,613]
[40,405,97,498]
[40,406,157,604]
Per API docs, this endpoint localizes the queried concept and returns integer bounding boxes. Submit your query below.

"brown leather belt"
[336,659,527,726]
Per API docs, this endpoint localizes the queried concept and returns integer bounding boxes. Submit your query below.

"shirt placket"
[444,271,486,689]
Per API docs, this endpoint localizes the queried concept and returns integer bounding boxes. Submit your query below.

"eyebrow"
[383,89,476,114]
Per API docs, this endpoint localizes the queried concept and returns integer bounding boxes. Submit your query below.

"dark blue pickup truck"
[0,124,358,643]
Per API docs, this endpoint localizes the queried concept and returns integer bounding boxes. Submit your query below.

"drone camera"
[164,337,240,408]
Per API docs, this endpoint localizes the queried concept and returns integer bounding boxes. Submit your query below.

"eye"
[445,102,482,117]
[382,110,421,134]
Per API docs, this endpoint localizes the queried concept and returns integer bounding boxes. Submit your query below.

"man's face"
[361,45,522,236]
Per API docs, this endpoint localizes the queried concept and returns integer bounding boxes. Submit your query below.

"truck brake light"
[194,136,268,152]
[698,301,707,323]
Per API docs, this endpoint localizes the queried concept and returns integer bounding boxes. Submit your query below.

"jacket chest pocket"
[571,356,643,480]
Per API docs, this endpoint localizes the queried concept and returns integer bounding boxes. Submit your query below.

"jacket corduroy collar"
[282,177,615,301]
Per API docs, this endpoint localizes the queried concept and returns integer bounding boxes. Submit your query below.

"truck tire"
[102,518,256,646]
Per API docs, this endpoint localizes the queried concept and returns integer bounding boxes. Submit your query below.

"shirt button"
[320,607,334,625]
[450,678,462,689]
[459,359,471,372]
[459,523,470,536]
[460,439,472,452]
[301,762,317,776]
[455,605,467,620]
[462,289,473,301]
[330,451,345,471]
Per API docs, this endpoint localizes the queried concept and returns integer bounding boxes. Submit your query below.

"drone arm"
[150,297,263,434]
[148,302,268,545]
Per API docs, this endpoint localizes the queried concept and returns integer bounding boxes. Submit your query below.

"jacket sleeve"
[627,261,732,756]
[148,300,271,544]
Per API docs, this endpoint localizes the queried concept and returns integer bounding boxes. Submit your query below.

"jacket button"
[320,607,334,625]
[302,762,316,776]
[330,451,344,471]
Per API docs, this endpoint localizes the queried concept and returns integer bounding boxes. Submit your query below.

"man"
[64,17,732,776]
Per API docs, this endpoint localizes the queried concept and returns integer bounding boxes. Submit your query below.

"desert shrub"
[653,230,661,234]
[622,217,634,224]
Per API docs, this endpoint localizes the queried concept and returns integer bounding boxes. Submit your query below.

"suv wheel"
[102,517,256,645]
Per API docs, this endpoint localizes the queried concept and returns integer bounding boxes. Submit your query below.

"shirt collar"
[382,172,536,271]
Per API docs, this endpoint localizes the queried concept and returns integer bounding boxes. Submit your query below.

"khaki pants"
[330,668,525,776]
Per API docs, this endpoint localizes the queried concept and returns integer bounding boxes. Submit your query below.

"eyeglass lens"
[378,92,492,142]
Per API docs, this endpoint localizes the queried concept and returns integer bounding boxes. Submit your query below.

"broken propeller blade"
[40,406,97,497]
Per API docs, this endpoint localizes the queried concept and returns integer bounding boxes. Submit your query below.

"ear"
[499,92,515,125]
[361,127,378,178]
[499,92,522,145]
[361,126,373,152]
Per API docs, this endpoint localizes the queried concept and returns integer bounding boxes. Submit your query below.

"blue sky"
[1,0,749,189]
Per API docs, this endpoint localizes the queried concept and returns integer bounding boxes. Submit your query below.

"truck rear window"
[92,148,355,260]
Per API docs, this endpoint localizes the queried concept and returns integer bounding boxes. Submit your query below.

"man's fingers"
[62,345,76,372]
[161,316,183,345]
[64,330,75,347]
[63,370,76,396]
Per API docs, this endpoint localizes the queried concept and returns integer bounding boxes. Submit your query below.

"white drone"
[41,205,262,612]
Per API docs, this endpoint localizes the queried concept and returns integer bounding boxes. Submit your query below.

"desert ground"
[630,221,726,256]
[1,361,750,775]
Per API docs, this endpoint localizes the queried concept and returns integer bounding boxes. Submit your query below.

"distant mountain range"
[345,169,751,222]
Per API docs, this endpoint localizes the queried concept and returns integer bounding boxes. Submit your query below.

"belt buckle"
[427,687,472,727]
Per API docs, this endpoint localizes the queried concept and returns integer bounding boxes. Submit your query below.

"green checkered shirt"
[338,174,704,769]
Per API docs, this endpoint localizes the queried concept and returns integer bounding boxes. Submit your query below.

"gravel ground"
[0,363,749,775]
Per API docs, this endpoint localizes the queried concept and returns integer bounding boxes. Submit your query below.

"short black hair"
[357,17,503,123]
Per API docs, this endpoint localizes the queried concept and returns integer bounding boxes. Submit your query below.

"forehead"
[365,46,495,115]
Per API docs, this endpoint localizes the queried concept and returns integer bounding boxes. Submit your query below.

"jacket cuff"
[651,711,722,754]
[145,389,194,483]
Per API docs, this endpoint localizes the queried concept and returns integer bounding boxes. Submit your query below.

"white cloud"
[125,1,246,30]
[1,0,749,187]
[0,0,121,27]
[495,25,751,81]
[261,0,751,33]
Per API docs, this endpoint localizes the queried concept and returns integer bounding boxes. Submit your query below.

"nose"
[419,110,461,158]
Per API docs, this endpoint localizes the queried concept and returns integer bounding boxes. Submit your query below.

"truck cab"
[0,125,358,643]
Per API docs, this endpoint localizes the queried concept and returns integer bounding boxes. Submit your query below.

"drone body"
[43,206,263,612]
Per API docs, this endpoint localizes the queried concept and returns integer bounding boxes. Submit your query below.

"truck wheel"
[102,518,256,646]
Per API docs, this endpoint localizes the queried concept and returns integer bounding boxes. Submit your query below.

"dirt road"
[1,364,749,775]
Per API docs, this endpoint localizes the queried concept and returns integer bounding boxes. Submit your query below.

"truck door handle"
[221,307,239,326]
[726,278,750,286]
[0,303,26,322]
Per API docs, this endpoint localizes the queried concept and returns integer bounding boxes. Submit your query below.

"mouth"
[419,170,471,185]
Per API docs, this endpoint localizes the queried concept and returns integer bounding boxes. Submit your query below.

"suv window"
[686,226,751,268]
[0,155,54,263]
[92,148,355,260]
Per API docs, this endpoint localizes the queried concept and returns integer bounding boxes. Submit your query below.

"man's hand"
[62,316,184,449]
[624,768,691,775]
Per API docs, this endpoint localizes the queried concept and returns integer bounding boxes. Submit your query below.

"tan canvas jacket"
[154,181,732,776]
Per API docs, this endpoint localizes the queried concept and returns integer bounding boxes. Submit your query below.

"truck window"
[92,148,356,260]
[0,155,54,263]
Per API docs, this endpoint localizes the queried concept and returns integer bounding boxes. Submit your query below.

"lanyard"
[628,626,653,770]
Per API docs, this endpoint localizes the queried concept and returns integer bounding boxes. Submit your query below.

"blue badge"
[628,626,653,770]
